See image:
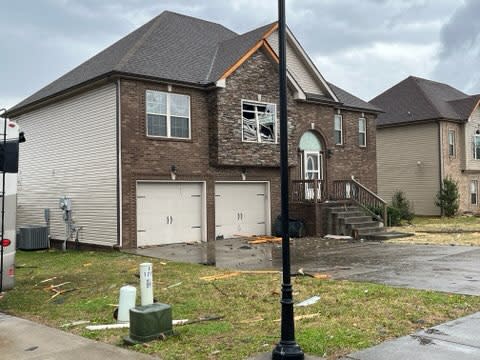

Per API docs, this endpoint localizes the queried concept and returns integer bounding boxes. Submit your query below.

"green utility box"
[124,303,173,344]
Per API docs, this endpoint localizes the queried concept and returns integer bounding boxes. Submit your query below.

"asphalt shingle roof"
[10,11,378,115]
[327,83,382,113]
[371,76,478,127]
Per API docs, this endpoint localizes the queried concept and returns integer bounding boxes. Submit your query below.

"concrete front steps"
[324,202,386,240]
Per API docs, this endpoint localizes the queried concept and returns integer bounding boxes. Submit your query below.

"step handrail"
[332,176,388,226]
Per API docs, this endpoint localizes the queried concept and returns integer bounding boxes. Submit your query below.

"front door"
[303,151,323,200]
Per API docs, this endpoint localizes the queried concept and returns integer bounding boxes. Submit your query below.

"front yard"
[2,249,480,359]
[388,215,480,246]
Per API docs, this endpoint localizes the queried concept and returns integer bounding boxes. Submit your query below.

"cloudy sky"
[1,0,479,109]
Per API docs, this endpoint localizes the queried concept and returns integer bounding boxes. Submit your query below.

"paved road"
[130,238,480,295]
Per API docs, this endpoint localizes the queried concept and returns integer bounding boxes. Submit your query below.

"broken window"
[146,90,190,139]
[242,101,277,143]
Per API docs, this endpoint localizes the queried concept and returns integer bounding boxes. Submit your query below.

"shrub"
[435,177,459,217]
[391,190,414,223]
[366,205,402,226]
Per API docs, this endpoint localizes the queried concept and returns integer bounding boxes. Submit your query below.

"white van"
[1,119,22,291]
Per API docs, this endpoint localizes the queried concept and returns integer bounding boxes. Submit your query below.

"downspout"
[438,121,444,216]
[116,79,123,248]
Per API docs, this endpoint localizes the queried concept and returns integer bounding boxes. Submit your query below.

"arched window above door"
[299,131,323,152]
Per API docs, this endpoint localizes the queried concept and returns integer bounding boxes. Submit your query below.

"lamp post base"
[272,341,305,359]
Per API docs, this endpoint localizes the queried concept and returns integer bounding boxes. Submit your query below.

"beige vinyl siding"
[14,83,118,246]
[377,122,440,215]
[464,105,480,171]
[267,30,325,96]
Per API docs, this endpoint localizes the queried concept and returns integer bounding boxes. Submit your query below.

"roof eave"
[7,71,211,117]
[377,117,466,129]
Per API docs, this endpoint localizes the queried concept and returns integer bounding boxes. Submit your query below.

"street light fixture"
[271,1,304,359]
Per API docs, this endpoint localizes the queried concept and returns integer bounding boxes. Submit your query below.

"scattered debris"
[48,288,77,302]
[86,323,130,331]
[323,234,353,240]
[274,313,320,322]
[16,264,38,269]
[36,277,57,286]
[164,282,182,289]
[239,316,264,324]
[425,328,447,336]
[239,270,279,275]
[24,346,39,352]
[210,282,229,297]
[61,320,91,328]
[411,335,435,345]
[295,295,321,307]
[247,236,282,244]
[173,315,223,326]
[200,272,241,281]
[160,262,167,266]
[239,245,253,250]
[83,263,92,267]
[293,268,331,279]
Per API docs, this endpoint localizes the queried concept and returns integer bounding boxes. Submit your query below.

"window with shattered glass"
[242,101,277,143]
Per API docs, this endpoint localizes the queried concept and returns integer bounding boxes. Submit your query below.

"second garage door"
[215,182,269,239]
[136,182,204,247]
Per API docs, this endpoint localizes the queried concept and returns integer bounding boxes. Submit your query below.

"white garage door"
[215,182,269,239]
[136,182,204,247]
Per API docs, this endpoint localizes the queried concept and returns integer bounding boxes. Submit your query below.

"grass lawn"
[388,215,480,246]
[2,250,480,359]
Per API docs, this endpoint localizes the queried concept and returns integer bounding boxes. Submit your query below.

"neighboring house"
[371,76,480,215]
[6,11,380,249]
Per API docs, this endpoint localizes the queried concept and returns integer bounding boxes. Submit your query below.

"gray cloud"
[0,0,476,109]
[433,0,480,94]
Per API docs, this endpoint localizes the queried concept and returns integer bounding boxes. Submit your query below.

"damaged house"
[7,11,382,249]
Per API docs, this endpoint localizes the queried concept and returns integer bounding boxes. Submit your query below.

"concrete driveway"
[128,237,480,295]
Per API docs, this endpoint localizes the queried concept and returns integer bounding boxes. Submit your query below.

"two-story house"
[6,11,381,249]
[372,76,480,215]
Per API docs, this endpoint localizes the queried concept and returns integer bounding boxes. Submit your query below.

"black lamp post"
[272,1,304,359]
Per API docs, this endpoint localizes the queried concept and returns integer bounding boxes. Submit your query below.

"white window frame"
[471,180,478,205]
[334,114,343,145]
[358,117,367,147]
[448,129,456,157]
[145,90,191,140]
[474,134,480,160]
[241,99,277,144]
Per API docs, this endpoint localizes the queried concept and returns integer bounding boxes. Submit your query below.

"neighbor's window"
[242,101,277,143]
[146,90,190,139]
[334,114,343,145]
[471,180,478,205]
[358,117,366,147]
[474,134,480,160]
[448,130,456,157]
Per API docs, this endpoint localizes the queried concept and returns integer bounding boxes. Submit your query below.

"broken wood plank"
[48,288,77,302]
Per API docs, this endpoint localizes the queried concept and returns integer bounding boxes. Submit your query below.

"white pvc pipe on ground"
[117,285,137,323]
[139,262,153,306]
